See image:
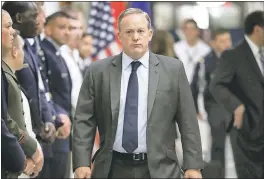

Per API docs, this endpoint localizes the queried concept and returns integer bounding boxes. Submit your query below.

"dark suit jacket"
[33,36,64,129]
[72,52,204,178]
[1,72,25,177]
[210,39,264,161]
[1,119,25,176]
[41,38,72,153]
[15,39,53,134]
[2,62,37,157]
[191,50,231,128]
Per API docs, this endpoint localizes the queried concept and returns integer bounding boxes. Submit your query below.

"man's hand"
[31,145,44,173]
[23,158,35,176]
[39,122,56,143]
[233,104,245,129]
[56,114,71,139]
[74,167,91,179]
[184,169,202,178]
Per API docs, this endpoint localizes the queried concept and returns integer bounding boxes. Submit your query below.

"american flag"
[87,1,124,60]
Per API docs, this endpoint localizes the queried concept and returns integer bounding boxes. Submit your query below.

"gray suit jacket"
[72,52,203,178]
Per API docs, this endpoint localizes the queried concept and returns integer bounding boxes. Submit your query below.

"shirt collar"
[122,51,149,70]
[245,35,260,55]
[26,38,35,46]
[45,36,61,50]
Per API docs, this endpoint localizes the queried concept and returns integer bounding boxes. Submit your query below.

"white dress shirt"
[174,39,211,83]
[113,51,149,153]
[245,35,264,75]
[60,45,83,113]
[26,38,46,92]
[78,57,92,71]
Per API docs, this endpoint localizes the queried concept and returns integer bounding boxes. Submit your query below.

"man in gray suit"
[73,8,203,178]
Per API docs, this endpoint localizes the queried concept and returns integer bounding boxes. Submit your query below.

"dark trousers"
[108,155,150,178]
[37,152,70,178]
[229,129,264,178]
[208,119,226,178]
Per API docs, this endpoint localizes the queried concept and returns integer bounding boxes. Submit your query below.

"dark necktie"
[260,49,264,76]
[122,61,141,153]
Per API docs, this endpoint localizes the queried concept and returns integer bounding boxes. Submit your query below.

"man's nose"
[132,32,139,41]
[11,27,15,35]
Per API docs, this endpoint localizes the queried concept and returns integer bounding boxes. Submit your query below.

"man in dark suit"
[2,2,56,144]
[39,11,72,178]
[210,11,264,178]
[191,29,232,177]
[73,8,203,178]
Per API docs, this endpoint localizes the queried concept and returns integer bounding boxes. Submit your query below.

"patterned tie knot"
[131,61,141,71]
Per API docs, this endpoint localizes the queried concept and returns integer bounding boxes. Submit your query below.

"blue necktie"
[122,61,141,153]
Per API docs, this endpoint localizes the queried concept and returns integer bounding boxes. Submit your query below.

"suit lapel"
[110,53,122,143]
[2,61,17,81]
[242,40,264,84]
[24,40,39,84]
[147,52,160,119]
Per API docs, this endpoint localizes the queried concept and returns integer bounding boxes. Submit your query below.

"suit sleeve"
[209,51,242,120]
[1,119,25,173]
[190,63,200,113]
[72,65,96,171]
[175,61,204,170]
[39,88,54,124]
[5,114,37,157]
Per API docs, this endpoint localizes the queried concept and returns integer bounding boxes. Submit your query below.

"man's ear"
[15,13,23,24]
[11,47,18,59]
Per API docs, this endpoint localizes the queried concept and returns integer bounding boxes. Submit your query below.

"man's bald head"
[12,31,24,49]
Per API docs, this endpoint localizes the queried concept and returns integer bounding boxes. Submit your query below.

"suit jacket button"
[21,98,23,102]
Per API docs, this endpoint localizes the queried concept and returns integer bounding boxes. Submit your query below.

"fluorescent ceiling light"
[196,2,226,7]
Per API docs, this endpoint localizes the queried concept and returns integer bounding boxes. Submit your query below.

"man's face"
[46,17,69,46]
[36,5,45,35]
[67,19,83,48]
[257,26,264,46]
[2,12,15,50]
[12,36,25,70]
[78,35,93,59]
[17,2,39,38]
[118,13,153,60]
[214,32,232,53]
[183,22,199,42]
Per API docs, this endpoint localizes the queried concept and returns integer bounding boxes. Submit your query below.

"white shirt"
[113,51,149,153]
[78,56,92,71]
[245,35,264,75]
[26,38,46,92]
[174,40,211,83]
[60,45,83,112]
